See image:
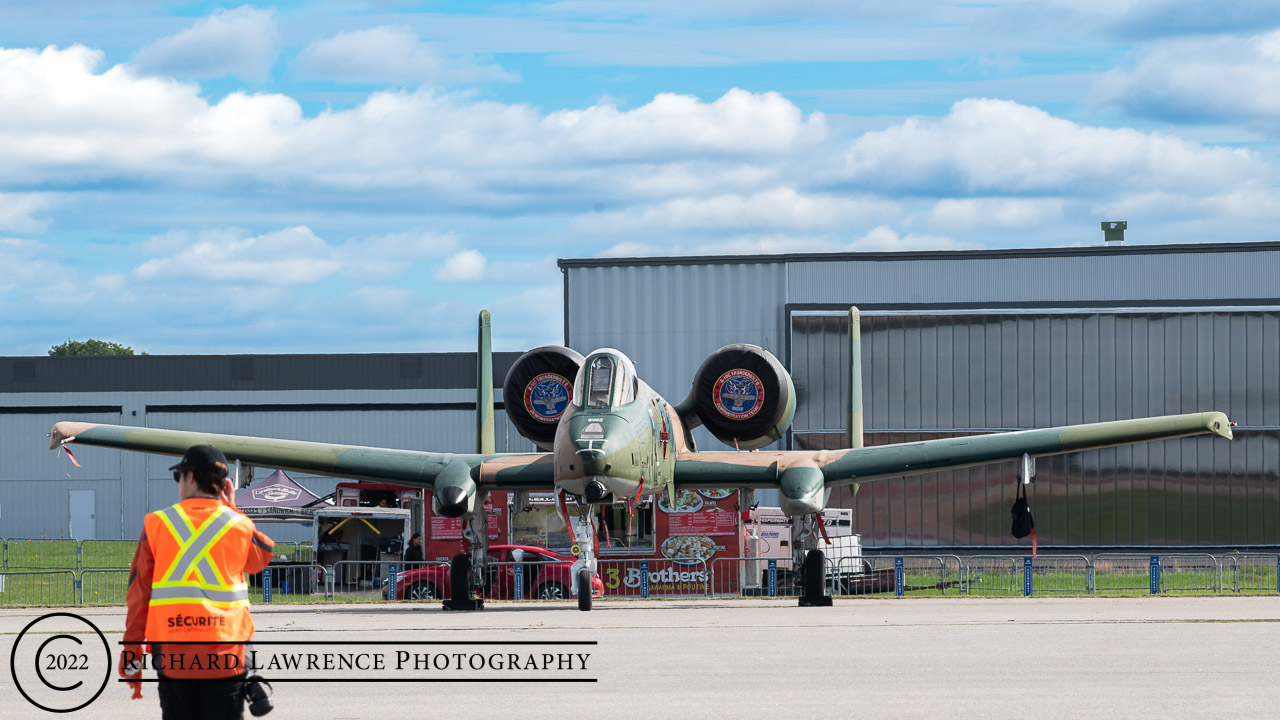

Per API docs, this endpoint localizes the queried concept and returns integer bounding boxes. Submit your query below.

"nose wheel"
[576,568,593,611]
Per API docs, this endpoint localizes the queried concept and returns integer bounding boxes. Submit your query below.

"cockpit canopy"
[573,349,638,409]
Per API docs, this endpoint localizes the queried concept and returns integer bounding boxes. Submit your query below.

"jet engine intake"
[684,344,795,450]
[504,346,584,451]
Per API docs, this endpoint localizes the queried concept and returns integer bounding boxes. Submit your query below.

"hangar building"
[3,240,1278,550]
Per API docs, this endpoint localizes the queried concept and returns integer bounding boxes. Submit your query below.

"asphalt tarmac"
[4,597,1277,719]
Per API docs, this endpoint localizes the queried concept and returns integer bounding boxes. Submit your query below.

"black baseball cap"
[169,444,229,476]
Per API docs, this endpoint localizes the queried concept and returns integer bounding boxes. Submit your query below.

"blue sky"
[2,1,1278,354]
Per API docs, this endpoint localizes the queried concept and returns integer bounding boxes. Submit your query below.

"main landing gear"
[443,499,490,611]
[793,513,833,607]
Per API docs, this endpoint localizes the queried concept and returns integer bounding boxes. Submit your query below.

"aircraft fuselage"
[551,350,681,502]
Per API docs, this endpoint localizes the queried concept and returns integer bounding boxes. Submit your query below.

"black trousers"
[157,673,246,720]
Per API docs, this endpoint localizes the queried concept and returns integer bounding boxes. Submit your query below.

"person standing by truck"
[403,532,424,563]
[119,445,275,719]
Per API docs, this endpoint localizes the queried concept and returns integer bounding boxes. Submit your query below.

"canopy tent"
[234,469,331,522]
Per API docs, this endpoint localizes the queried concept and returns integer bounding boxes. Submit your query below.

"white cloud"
[0,237,53,292]
[436,249,487,281]
[131,226,462,286]
[849,225,970,251]
[843,98,1259,195]
[575,188,897,233]
[598,225,970,257]
[928,197,1067,232]
[0,48,826,202]
[341,231,460,279]
[1095,30,1280,134]
[133,227,342,285]
[130,6,279,82]
[296,26,516,85]
[0,192,58,233]
[546,89,828,159]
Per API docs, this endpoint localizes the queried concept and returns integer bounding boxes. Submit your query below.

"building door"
[70,490,95,540]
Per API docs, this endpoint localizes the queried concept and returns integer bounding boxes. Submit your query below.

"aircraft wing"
[48,421,553,491]
[674,412,1233,488]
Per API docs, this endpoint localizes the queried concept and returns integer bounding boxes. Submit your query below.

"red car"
[384,544,604,601]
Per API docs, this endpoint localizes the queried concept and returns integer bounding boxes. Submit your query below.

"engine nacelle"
[503,345,584,451]
[686,344,795,450]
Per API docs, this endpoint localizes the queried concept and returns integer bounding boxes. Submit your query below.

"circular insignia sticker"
[524,373,572,423]
[712,369,764,420]
[570,544,582,557]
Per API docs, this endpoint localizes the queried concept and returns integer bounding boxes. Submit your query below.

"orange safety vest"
[144,500,256,643]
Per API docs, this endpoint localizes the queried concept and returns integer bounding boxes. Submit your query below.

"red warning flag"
[62,445,82,468]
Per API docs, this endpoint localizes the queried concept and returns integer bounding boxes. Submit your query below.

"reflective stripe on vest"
[150,504,249,608]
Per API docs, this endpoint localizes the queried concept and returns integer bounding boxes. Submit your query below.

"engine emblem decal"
[525,373,572,423]
[712,369,764,420]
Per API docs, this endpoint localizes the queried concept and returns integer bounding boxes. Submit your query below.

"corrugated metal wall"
[0,393,535,541]
[567,261,789,451]
[564,244,1280,548]
[784,249,1280,305]
[791,311,1280,547]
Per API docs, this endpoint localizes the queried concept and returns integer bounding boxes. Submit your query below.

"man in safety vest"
[119,444,275,719]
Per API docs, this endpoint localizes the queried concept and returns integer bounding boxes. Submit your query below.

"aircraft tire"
[803,549,825,598]
[576,569,593,611]
[450,553,471,603]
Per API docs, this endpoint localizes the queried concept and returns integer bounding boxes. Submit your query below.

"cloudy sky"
[2,1,1278,354]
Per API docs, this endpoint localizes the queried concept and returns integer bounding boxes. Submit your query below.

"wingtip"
[50,421,97,449]
[1206,412,1233,440]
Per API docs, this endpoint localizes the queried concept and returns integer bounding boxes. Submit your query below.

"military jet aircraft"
[49,309,1234,610]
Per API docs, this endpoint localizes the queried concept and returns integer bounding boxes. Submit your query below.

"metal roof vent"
[1102,221,1126,245]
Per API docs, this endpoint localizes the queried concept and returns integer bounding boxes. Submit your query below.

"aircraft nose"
[580,454,610,477]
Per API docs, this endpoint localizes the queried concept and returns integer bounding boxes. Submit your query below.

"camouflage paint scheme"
[48,307,1234,521]
[49,391,1232,517]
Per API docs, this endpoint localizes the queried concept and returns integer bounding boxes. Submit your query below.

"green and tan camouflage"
[49,311,1234,526]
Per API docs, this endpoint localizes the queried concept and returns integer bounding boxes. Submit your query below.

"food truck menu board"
[601,489,743,597]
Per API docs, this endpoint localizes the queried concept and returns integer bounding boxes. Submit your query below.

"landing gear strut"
[559,489,598,612]
[443,496,490,611]
[793,513,832,607]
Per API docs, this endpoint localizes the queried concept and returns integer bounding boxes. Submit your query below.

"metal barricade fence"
[709,556,758,597]
[963,556,1022,596]
[1030,555,1092,596]
[271,542,315,563]
[833,555,884,596]
[940,555,964,595]
[80,540,138,568]
[327,560,399,603]
[597,558,710,599]
[1092,554,1158,594]
[1157,554,1221,594]
[247,563,327,602]
[0,569,78,605]
[4,538,81,570]
[321,560,451,603]
[484,560,582,601]
[1225,555,1280,594]
[80,568,131,605]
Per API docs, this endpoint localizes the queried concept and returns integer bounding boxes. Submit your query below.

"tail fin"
[847,306,863,450]
[477,310,495,454]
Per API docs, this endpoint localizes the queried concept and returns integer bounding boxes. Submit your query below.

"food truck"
[419,487,750,596]
[315,483,416,591]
